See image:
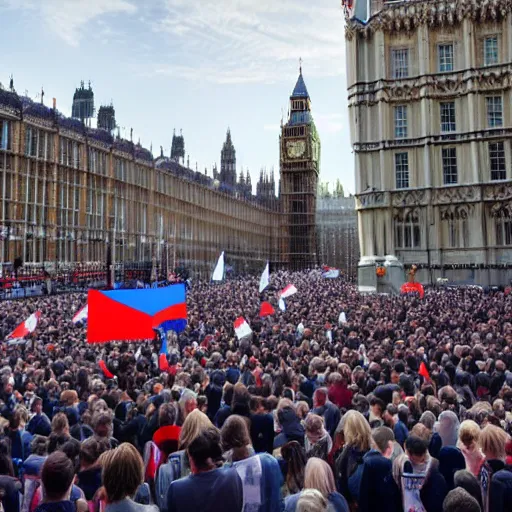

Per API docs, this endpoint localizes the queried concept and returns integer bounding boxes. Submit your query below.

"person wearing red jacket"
[327,373,353,410]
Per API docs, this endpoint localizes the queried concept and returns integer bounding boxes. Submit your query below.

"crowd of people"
[0,270,511,512]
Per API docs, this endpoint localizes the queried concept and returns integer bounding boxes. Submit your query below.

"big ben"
[280,66,321,270]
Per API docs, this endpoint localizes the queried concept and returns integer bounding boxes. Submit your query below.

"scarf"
[305,431,333,453]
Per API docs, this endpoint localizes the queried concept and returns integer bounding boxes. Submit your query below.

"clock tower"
[280,66,321,270]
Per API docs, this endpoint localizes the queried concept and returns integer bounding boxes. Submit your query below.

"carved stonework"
[434,186,480,204]
[344,0,512,39]
[483,183,512,201]
[348,65,512,107]
[490,200,512,217]
[440,203,474,221]
[357,191,386,208]
[392,189,426,207]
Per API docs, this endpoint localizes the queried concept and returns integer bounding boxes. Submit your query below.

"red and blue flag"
[87,284,187,343]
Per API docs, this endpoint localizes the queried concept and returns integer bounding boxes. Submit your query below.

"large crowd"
[0,270,511,512]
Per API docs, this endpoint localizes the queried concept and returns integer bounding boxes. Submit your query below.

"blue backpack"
[155,450,188,512]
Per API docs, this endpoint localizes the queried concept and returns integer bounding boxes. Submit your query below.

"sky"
[0,0,354,193]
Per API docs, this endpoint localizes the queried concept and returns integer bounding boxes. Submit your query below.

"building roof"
[291,71,309,99]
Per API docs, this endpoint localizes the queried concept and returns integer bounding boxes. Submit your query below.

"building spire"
[299,57,303,75]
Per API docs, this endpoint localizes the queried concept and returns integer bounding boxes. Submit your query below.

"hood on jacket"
[278,407,304,441]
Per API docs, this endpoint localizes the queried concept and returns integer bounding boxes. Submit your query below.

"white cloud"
[152,0,345,84]
[263,124,280,133]
[2,0,137,46]
[315,113,344,134]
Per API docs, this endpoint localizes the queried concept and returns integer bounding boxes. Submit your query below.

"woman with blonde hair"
[334,410,371,506]
[296,490,327,512]
[457,420,484,477]
[478,424,510,512]
[285,458,348,512]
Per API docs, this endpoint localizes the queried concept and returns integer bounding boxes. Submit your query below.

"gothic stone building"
[0,90,282,277]
[0,70,330,276]
[345,0,512,285]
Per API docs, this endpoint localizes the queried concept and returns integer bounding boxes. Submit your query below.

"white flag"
[72,305,88,324]
[278,298,286,312]
[212,251,225,281]
[234,317,252,340]
[259,262,270,293]
[280,284,297,299]
[339,312,347,325]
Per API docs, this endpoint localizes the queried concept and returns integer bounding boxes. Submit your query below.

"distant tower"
[280,64,321,270]
[97,104,116,134]
[72,81,94,126]
[220,129,236,187]
[171,129,185,164]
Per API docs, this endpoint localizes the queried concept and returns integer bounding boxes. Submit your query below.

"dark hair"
[372,426,395,454]
[405,436,428,457]
[370,396,385,412]
[0,439,14,477]
[48,433,71,454]
[187,427,223,471]
[80,437,110,466]
[281,441,307,494]
[41,452,75,500]
[453,470,483,510]
[397,407,409,425]
[31,435,49,457]
[223,384,234,406]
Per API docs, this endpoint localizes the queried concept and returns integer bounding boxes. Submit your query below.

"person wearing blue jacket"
[357,427,401,512]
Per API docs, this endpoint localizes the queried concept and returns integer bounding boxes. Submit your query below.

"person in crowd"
[178,389,197,426]
[358,426,401,512]
[35,451,88,512]
[296,489,327,512]
[442,487,481,512]
[273,401,304,455]
[0,438,21,512]
[250,396,275,454]
[26,396,51,437]
[280,441,307,497]
[394,435,448,512]
[335,410,372,506]
[101,443,158,512]
[457,420,485,477]
[479,424,510,511]
[453,470,483,510]
[285,457,348,512]
[167,427,243,512]
[152,402,180,459]
[221,415,283,511]
[76,437,110,501]
[303,414,331,461]
[311,388,340,440]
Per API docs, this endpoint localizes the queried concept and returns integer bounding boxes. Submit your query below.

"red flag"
[259,301,275,318]
[99,360,115,379]
[159,353,169,372]
[419,362,430,381]
[400,282,425,299]
[7,311,41,339]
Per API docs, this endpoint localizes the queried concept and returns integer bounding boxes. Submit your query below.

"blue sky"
[0,0,354,193]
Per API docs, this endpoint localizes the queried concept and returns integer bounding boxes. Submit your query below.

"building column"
[463,19,480,183]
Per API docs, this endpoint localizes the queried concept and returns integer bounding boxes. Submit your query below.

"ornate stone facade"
[345,0,512,285]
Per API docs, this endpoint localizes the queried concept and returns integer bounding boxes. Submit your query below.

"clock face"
[286,140,306,159]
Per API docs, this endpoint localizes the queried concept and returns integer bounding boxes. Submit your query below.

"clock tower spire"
[279,65,321,270]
